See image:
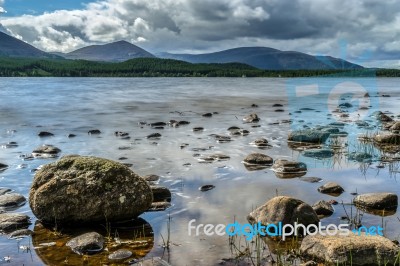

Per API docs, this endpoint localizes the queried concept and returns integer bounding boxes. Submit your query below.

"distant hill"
[0,31,59,59]
[65,41,155,62]
[158,47,363,70]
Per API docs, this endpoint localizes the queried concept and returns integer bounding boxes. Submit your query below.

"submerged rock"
[108,249,133,261]
[29,155,153,224]
[193,127,204,132]
[243,113,260,123]
[299,177,322,183]
[300,231,399,265]
[133,257,172,266]
[348,152,373,162]
[200,154,230,162]
[253,138,270,147]
[318,182,344,196]
[0,213,31,232]
[147,133,162,139]
[353,193,398,211]
[339,102,353,108]
[288,129,330,144]
[2,142,18,148]
[88,129,101,135]
[229,128,250,136]
[172,120,187,126]
[150,122,167,128]
[38,131,54,137]
[376,112,393,122]
[66,232,104,255]
[303,149,334,159]
[213,134,232,143]
[115,131,130,138]
[199,185,215,192]
[8,228,34,239]
[248,196,319,235]
[0,163,8,172]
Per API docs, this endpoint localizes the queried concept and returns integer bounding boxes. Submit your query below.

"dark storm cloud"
[121,1,180,33]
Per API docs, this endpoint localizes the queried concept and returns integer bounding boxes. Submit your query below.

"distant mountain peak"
[112,40,131,44]
[0,31,59,59]
[65,40,155,62]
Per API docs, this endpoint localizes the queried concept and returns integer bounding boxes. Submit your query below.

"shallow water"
[0,77,400,265]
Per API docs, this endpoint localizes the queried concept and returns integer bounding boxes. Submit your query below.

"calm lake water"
[1,77,400,265]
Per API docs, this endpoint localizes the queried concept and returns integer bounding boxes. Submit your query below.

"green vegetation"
[0,57,399,77]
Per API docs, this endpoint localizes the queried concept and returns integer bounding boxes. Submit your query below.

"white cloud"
[0,0,399,67]
[0,0,6,14]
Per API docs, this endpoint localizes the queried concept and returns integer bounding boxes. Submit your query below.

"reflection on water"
[0,78,400,265]
[32,219,153,265]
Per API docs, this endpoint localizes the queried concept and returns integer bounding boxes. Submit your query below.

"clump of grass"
[160,213,171,250]
[341,200,364,230]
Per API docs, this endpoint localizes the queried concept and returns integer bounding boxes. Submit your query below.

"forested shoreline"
[0,57,399,77]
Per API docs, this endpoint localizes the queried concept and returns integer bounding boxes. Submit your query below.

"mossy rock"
[30,155,153,225]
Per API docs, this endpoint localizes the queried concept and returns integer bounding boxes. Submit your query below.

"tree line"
[0,57,399,77]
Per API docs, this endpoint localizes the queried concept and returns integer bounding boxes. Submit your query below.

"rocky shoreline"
[1,97,400,265]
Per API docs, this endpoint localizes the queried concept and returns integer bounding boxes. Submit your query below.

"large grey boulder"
[247,196,319,232]
[29,155,153,224]
[354,193,398,211]
[300,231,399,265]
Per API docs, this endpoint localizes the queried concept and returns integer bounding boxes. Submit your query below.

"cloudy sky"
[0,0,399,68]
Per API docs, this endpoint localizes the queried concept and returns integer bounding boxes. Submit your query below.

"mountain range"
[0,31,363,70]
[158,47,363,70]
